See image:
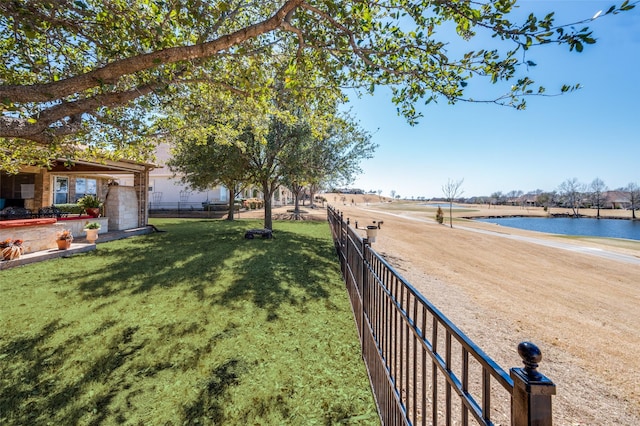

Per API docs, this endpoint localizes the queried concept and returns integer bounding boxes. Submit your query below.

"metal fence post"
[361,237,369,353]
[510,342,556,426]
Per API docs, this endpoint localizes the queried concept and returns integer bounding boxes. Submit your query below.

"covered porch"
[0,157,154,255]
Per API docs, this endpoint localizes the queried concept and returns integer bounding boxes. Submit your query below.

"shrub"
[436,206,444,224]
[242,198,263,209]
[54,203,84,214]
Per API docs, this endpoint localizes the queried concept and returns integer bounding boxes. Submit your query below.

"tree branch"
[0,0,303,103]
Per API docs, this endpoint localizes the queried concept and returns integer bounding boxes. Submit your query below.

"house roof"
[605,190,630,204]
[46,158,157,175]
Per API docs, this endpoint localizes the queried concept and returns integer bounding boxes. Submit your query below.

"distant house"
[516,194,539,207]
[149,143,293,209]
[333,188,364,195]
[149,143,228,209]
[604,190,630,209]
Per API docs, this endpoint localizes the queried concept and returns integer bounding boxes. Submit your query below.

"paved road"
[359,207,640,266]
[457,224,640,265]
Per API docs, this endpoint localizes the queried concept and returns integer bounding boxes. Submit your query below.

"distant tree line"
[426,178,640,219]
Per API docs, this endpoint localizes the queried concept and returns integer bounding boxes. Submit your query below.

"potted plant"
[56,229,74,250]
[83,221,101,244]
[77,194,103,218]
[1,238,24,260]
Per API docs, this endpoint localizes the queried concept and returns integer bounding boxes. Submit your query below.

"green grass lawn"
[0,219,378,425]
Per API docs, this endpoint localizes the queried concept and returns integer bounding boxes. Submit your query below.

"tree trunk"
[290,183,304,219]
[309,186,317,208]
[449,202,453,228]
[571,204,579,217]
[294,192,300,212]
[226,188,235,220]
[262,181,273,230]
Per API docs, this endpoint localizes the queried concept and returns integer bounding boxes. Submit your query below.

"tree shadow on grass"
[0,320,143,425]
[210,226,343,319]
[69,220,254,300]
[182,358,247,424]
[60,220,343,321]
[0,317,249,425]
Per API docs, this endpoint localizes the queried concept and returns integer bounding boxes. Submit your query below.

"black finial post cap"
[518,341,543,380]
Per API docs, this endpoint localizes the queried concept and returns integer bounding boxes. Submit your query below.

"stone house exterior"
[0,158,154,254]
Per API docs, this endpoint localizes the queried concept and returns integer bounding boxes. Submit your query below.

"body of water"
[475,217,640,241]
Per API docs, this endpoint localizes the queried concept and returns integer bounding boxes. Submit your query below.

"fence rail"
[148,201,239,219]
[327,206,556,426]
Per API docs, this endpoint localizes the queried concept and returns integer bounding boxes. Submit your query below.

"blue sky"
[345,1,640,199]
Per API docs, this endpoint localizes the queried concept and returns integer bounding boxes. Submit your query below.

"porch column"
[134,169,150,226]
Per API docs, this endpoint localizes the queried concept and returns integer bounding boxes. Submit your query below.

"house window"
[0,172,35,208]
[75,178,97,202]
[54,177,69,204]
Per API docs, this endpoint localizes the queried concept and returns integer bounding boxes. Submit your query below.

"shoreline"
[466,213,639,220]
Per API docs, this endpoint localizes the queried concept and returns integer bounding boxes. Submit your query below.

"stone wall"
[1,220,65,254]
[105,186,139,231]
[57,217,109,238]
[0,217,108,254]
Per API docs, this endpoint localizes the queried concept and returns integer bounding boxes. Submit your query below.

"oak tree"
[1,0,635,171]
[167,140,251,221]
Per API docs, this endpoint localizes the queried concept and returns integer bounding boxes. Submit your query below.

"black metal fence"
[148,202,234,218]
[327,206,556,426]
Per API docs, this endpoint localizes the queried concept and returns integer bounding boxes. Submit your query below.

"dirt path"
[326,198,640,425]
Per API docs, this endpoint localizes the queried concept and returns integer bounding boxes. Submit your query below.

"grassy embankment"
[0,219,378,425]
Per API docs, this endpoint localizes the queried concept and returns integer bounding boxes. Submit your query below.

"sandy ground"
[316,196,640,425]
[247,197,640,424]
